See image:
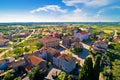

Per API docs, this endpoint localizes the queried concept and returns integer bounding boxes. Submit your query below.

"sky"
[0,0,120,22]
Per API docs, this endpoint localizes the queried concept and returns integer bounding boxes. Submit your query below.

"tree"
[24,47,30,52]
[79,57,93,80]
[47,62,51,68]
[57,72,67,80]
[93,55,101,80]
[67,75,74,80]
[3,70,15,80]
[14,47,23,56]
[36,42,43,50]
[72,46,83,54]
[28,66,47,80]
[14,77,21,80]
[15,66,27,76]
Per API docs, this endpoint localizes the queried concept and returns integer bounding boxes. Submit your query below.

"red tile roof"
[72,42,82,46]
[80,31,88,35]
[95,41,108,45]
[114,36,120,42]
[39,36,60,43]
[0,39,9,45]
[40,47,60,56]
[57,54,74,62]
[29,56,46,66]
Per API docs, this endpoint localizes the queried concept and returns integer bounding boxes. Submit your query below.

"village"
[0,23,120,80]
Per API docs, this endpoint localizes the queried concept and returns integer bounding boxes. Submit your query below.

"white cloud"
[95,5,120,18]
[73,8,82,14]
[62,0,109,7]
[111,6,120,9]
[30,5,67,13]
[95,9,104,18]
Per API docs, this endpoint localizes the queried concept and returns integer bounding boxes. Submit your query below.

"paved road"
[0,48,13,58]
[60,44,84,66]
[0,29,35,58]
[80,42,90,50]
[17,29,35,45]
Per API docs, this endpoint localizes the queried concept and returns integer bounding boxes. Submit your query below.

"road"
[60,44,84,66]
[80,42,90,50]
[17,29,35,45]
[0,29,35,58]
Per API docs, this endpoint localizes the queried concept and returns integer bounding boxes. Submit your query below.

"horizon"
[0,0,120,22]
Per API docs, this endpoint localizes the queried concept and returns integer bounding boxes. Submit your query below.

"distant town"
[0,22,120,80]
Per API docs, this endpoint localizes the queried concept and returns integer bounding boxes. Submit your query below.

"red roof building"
[39,36,60,47]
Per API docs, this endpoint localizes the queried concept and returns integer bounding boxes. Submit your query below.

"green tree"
[79,57,93,80]
[14,77,21,80]
[93,55,101,80]
[14,47,23,56]
[28,66,47,80]
[72,46,83,54]
[24,47,30,52]
[36,42,43,50]
[57,72,67,80]
[3,70,15,80]
[67,75,74,80]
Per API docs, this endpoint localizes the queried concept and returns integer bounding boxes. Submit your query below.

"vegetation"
[13,47,23,56]
[36,42,43,50]
[79,57,93,80]
[3,70,15,80]
[57,72,67,80]
[28,66,47,80]
[72,46,83,54]
[93,55,101,80]
[57,72,75,80]
[108,42,120,51]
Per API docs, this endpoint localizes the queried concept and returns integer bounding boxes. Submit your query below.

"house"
[0,33,3,39]
[39,47,60,61]
[40,47,76,73]
[71,42,83,49]
[53,54,76,73]
[0,57,15,70]
[0,39,9,47]
[62,36,79,48]
[113,36,120,43]
[0,59,6,65]
[49,31,63,38]
[74,29,90,41]
[45,68,61,80]
[10,59,26,68]
[39,36,60,48]
[28,55,47,70]
[12,32,29,38]
[93,40,108,52]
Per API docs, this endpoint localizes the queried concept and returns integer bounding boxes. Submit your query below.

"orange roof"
[29,56,46,66]
[0,35,3,39]
[0,39,9,45]
[25,65,32,71]
[39,35,60,43]
[114,36,120,42]
[58,54,74,62]
[95,41,108,45]
[80,31,88,35]
[72,42,82,46]
[40,47,60,56]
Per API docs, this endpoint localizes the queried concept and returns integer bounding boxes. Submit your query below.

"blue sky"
[0,0,120,22]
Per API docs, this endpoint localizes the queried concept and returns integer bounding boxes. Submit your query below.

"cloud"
[95,9,105,18]
[30,5,67,13]
[95,5,120,18]
[62,0,109,7]
[111,6,120,9]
